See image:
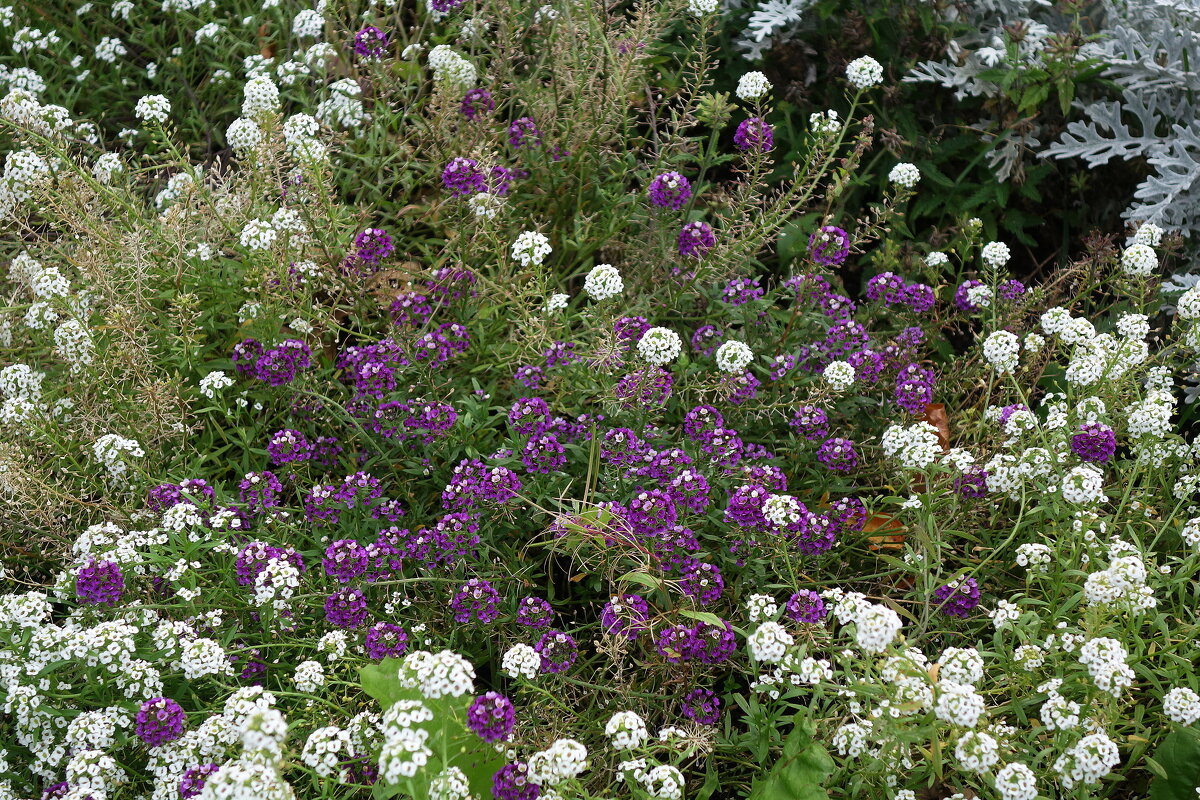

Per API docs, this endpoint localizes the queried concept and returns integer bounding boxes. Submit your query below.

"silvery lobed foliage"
[1044,1,1200,237]
[906,0,1200,237]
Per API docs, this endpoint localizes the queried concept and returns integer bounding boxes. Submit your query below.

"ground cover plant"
[1,1,1200,800]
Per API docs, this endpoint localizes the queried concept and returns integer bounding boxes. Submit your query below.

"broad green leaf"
[747,712,834,800]
[1150,727,1200,800]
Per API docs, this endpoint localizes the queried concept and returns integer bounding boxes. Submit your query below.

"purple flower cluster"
[234,338,314,387]
[325,587,369,628]
[509,117,542,150]
[442,157,487,197]
[865,272,936,313]
[147,478,216,512]
[614,368,672,408]
[535,629,578,673]
[1071,423,1117,464]
[894,363,936,415]
[600,594,650,640]
[722,276,764,305]
[267,429,312,465]
[364,622,409,659]
[493,763,541,800]
[451,578,501,624]
[179,764,220,799]
[352,26,388,59]
[467,692,516,742]
[354,227,395,269]
[789,405,829,440]
[816,437,858,473]
[678,220,716,258]
[933,576,981,617]
[655,619,735,664]
[785,590,827,623]
[681,688,721,725]
[135,697,186,747]
[76,559,124,606]
[516,596,554,629]
[733,117,773,152]
[808,226,851,266]
[442,458,524,511]
[461,88,495,120]
[647,171,692,210]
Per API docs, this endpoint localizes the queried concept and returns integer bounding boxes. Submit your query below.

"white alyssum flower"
[294,660,324,693]
[934,682,986,728]
[981,241,1011,268]
[1133,222,1163,246]
[853,604,903,654]
[1163,687,1200,725]
[637,327,682,366]
[762,494,803,528]
[889,162,920,188]
[686,0,718,14]
[604,710,649,750]
[715,340,754,373]
[1120,243,1157,276]
[846,55,884,89]
[239,219,277,251]
[881,422,942,470]
[747,622,793,663]
[809,109,841,134]
[501,643,540,680]
[511,230,551,266]
[983,330,1020,373]
[822,360,855,391]
[583,263,623,301]
[736,71,771,101]
[134,94,170,124]
[527,738,589,786]
[995,762,1038,800]
[544,293,569,313]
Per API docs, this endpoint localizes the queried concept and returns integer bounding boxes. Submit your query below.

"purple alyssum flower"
[467,692,516,742]
[647,171,692,210]
[678,220,716,258]
[364,622,409,660]
[733,117,773,152]
[135,697,186,747]
[76,559,124,606]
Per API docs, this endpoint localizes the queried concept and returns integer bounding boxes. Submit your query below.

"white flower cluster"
[881,422,942,469]
[511,230,552,266]
[981,241,1011,268]
[736,71,771,101]
[637,327,682,366]
[888,162,920,188]
[831,594,903,654]
[605,710,649,750]
[397,649,475,698]
[1077,637,1135,698]
[379,702,434,783]
[982,330,1020,373]
[845,55,884,89]
[809,109,841,134]
[1053,732,1120,789]
[527,738,589,785]
[747,621,793,663]
[91,433,144,482]
[199,370,234,399]
[134,94,171,124]
[1120,243,1157,276]
[1059,464,1105,505]
[715,340,754,373]
[315,78,364,129]
[1083,546,1155,613]
[502,643,541,679]
[822,360,855,391]
[934,681,987,728]
[300,725,351,778]
[428,44,477,88]
[584,263,623,301]
[1163,687,1200,725]
[762,494,803,528]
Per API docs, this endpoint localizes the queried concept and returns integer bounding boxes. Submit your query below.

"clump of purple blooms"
[352,26,388,59]
[451,578,501,624]
[1071,423,1117,464]
[442,157,487,197]
[135,697,187,747]
[365,622,409,660]
[808,226,850,266]
[733,117,773,152]
[681,688,721,725]
[678,220,716,258]
[535,629,578,673]
[461,88,495,119]
[933,576,981,617]
[647,171,692,210]
[467,692,516,742]
[76,559,124,606]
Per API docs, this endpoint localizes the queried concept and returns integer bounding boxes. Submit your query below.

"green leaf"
[747,712,834,800]
[617,570,665,591]
[1150,727,1200,800]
